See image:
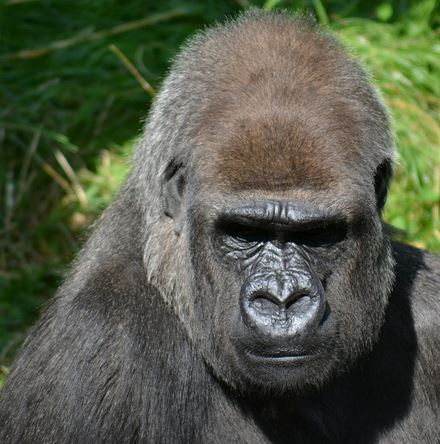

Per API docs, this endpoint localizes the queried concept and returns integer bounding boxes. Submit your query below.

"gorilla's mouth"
[245,350,319,366]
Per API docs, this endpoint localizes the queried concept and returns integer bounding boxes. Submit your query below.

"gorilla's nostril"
[251,290,277,305]
[283,288,310,310]
[251,292,281,316]
[249,288,311,316]
[285,292,307,311]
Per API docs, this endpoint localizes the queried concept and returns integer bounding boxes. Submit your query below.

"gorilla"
[1,10,440,444]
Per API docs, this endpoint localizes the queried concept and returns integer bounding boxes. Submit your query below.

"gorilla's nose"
[240,272,325,336]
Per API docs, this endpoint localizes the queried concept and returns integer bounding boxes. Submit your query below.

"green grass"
[333,2,440,250]
[0,0,439,369]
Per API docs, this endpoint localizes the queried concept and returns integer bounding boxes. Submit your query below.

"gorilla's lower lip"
[245,351,318,365]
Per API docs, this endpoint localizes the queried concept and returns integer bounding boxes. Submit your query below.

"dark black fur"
[1,11,440,444]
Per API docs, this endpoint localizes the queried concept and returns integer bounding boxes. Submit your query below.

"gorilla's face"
[185,188,393,393]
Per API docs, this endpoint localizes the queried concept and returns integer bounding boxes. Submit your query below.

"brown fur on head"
[183,12,392,195]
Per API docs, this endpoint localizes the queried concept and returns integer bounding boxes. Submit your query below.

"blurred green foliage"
[0,0,439,370]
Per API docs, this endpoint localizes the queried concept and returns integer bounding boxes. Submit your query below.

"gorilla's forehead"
[194,109,366,193]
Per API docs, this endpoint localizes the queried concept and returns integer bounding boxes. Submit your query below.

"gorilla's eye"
[289,222,348,247]
[218,219,347,248]
[219,221,272,244]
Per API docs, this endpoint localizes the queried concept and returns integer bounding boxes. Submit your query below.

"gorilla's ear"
[163,161,186,234]
[374,158,392,212]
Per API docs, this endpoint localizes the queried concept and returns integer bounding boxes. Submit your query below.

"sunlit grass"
[333,5,440,250]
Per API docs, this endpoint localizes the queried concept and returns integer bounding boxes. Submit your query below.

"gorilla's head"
[135,11,395,394]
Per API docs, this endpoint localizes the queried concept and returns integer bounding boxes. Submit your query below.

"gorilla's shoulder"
[391,241,440,338]
[391,241,440,292]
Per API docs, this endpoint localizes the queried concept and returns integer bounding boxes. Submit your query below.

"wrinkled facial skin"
[187,192,393,394]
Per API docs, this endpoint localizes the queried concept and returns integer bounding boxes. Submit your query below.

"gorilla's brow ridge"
[219,200,344,230]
